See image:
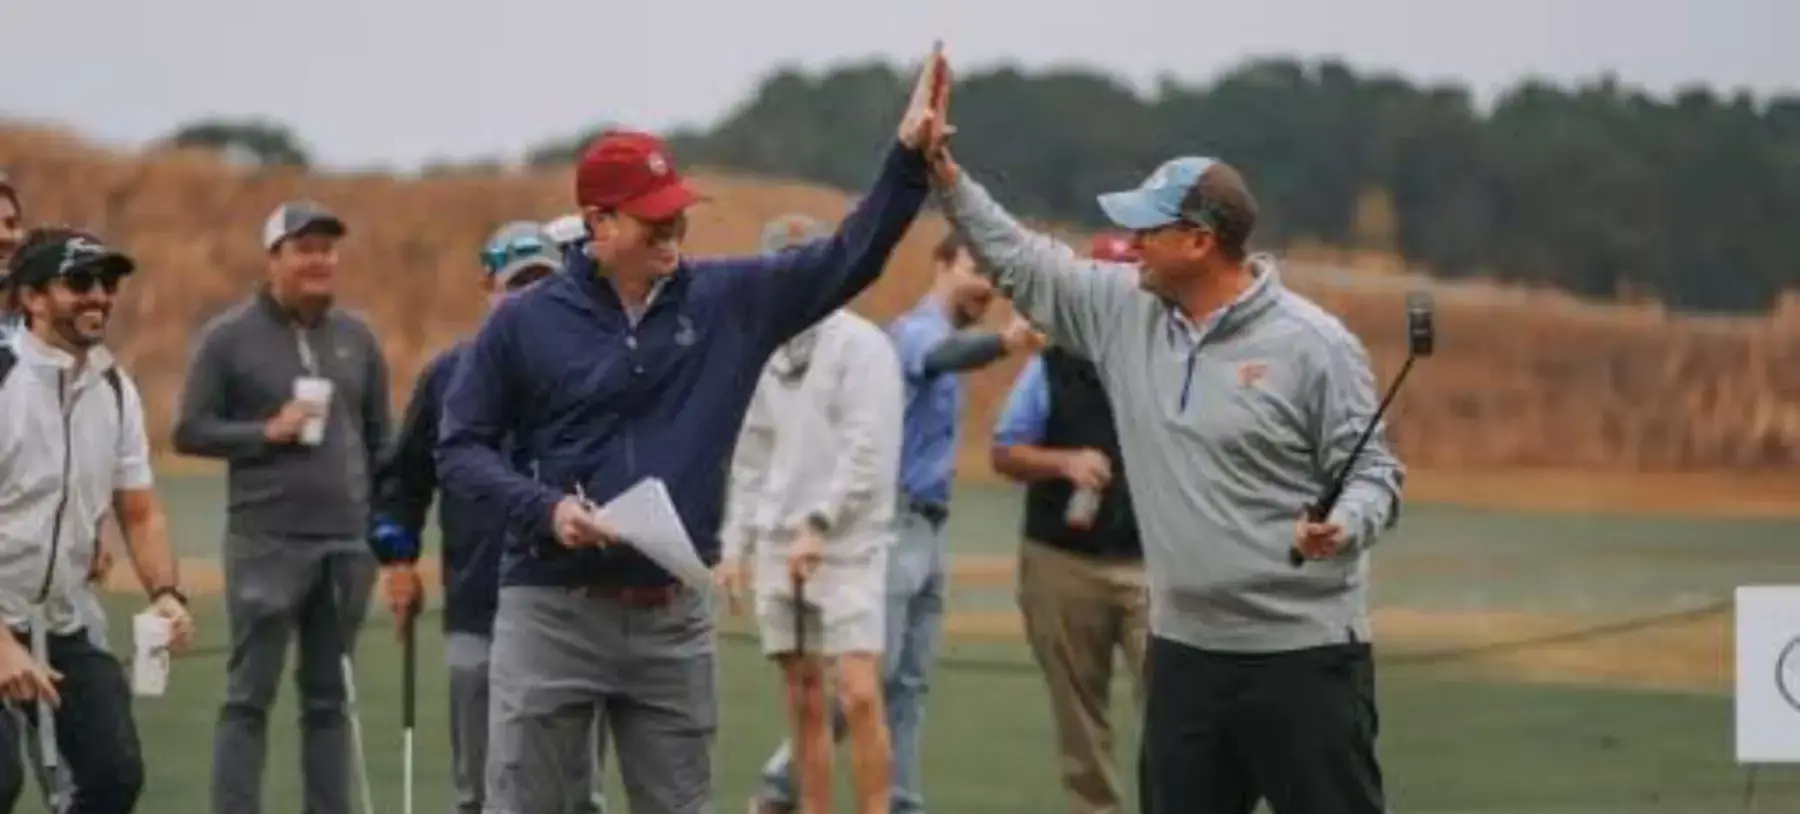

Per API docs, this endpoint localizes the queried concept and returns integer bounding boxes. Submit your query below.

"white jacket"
[0,331,153,633]
[723,310,904,597]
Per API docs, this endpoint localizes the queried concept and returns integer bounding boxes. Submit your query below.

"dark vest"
[1020,349,1142,560]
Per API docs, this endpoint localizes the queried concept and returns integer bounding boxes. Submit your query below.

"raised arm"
[1310,331,1405,553]
[721,379,776,562]
[435,306,564,545]
[805,331,905,535]
[933,170,1137,361]
[370,352,451,564]
[720,144,933,350]
[172,320,271,461]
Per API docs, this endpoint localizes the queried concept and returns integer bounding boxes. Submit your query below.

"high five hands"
[898,41,958,183]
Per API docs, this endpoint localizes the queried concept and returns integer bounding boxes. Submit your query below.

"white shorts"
[754,552,886,657]
[756,597,883,657]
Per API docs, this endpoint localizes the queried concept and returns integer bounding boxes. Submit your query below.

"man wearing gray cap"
[372,221,609,814]
[173,201,392,814]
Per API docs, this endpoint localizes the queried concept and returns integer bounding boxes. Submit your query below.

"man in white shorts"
[720,214,906,814]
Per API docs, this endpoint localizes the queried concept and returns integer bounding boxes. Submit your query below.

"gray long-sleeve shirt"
[173,290,391,540]
[940,175,1404,653]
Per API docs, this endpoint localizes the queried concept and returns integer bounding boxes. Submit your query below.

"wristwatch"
[150,586,189,607]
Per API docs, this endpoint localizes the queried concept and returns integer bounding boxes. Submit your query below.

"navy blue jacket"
[436,143,931,589]
[370,342,520,635]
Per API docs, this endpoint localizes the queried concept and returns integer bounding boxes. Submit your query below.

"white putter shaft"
[342,655,376,814]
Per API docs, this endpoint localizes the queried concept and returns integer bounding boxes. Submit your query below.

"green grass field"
[33,476,1800,813]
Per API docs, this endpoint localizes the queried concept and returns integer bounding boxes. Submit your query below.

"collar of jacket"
[1165,254,1285,344]
[12,327,117,377]
[563,251,690,317]
[256,285,332,328]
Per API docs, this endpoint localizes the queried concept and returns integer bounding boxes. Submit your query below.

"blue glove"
[369,516,421,564]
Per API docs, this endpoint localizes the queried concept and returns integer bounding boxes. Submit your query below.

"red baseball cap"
[1088,232,1138,262]
[574,130,702,221]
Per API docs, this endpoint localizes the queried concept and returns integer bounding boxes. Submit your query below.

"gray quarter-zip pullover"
[940,175,1405,653]
[173,289,391,540]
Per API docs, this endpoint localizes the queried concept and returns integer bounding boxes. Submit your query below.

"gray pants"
[447,632,609,814]
[487,586,716,814]
[211,535,377,814]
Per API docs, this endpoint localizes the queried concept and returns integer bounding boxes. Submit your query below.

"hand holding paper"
[589,478,711,590]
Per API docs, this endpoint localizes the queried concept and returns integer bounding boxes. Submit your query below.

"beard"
[51,303,109,348]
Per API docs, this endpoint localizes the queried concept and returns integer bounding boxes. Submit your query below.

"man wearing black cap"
[0,227,196,814]
[173,201,392,814]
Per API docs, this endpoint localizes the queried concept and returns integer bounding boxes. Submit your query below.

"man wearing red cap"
[990,233,1147,814]
[436,44,950,814]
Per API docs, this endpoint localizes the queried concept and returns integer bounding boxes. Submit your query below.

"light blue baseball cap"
[480,221,560,285]
[1095,156,1221,231]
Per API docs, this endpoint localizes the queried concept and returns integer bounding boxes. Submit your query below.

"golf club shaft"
[31,621,54,773]
[1289,354,1416,566]
[324,554,376,814]
[343,655,376,814]
[793,573,806,657]
[403,729,415,814]
[402,607,417,814]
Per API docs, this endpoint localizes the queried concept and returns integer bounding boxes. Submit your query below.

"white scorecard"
[1734,586,1800,762]
[591,477,711,590]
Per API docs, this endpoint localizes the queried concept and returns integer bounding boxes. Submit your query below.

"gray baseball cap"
[760,214,826,253]
[262,200,347,251]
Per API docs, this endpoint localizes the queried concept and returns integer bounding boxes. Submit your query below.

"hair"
[1182,163,1258,262]
[0,172,19,218]
[930,232,968,268]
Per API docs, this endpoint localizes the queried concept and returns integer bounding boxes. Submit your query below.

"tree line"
[165,57,1800,313]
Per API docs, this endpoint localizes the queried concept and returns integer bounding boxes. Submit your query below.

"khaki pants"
[1017,540,1148,814]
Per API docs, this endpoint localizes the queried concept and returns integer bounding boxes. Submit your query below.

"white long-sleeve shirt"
[723,309,904,594]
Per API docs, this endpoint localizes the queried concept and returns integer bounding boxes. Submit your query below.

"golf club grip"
[793,575,807,657]
[401,611,417,729]
[1290,354,1416,567]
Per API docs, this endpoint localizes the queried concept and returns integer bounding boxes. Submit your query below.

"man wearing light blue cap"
[930,135,1403,814]
[370,221,609,814]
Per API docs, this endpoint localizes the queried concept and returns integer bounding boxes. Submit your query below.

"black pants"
[0,630,144,814]
[1139,635,1384,814]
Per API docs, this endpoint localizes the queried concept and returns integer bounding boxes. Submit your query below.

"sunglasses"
[61,268,123,295]
[481,234,554,276]
[502,264,553,292]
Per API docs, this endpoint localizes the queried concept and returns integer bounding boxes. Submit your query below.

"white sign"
[1734,586,1800,762]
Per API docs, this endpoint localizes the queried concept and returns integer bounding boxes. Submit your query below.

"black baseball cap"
[6,227,136,289]
[261,200,347,251]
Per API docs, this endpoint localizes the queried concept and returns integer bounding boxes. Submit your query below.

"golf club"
[329,555,378,814]
[401,599,418,814]
[31,619,68,814]
[1290,289,1436,567]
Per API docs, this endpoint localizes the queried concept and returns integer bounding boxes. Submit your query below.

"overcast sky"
[2,0,1790,168]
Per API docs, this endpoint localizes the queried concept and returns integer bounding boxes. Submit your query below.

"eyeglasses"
[481,234,554,276]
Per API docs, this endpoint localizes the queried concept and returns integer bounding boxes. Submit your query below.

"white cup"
[131,612,172,697]
[292,376,333,446]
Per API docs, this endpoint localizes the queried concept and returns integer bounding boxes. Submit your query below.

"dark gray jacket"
[173,289,391,540]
